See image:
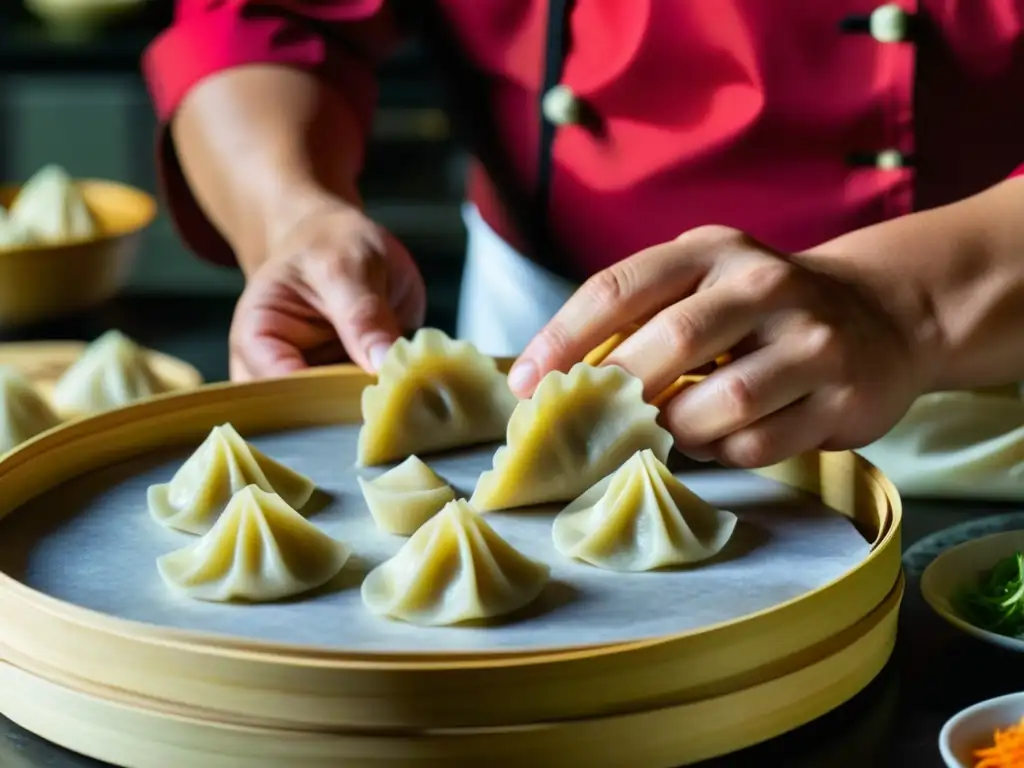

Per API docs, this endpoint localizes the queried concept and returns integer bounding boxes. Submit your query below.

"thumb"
[312,258,404,373]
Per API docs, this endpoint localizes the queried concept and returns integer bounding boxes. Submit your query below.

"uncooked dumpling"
[553,449,737,571]
[148,423,316,534]
[8,164,97,243]
[361,498,549,626]
[357,328,517,466]
[471,364,674,511]
[0,367,62,453]
[157,485,350,602]
[51,330,172,415]
[859,389,1024,500]
[0,205,37,249]
[357,455,456,535]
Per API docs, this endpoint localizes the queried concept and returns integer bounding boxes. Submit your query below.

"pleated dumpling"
[157,485,350,602]
[0,205,37,249]
[361,498,549,626]
[148,423,316,534]
[553,449,737,572]
[8,164,97,243]
[357,328,517,466]
[52,330,172,416]
[0,367,62,453]
[357,455,456,535]
[471,364,674,511]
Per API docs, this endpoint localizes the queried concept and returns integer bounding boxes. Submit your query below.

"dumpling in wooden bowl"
[7,164,97,243]
[553,449,737,572]
[357,328,516,466]
[471,363,674,512]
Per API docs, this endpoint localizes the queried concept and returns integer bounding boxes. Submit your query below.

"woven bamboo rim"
[0,365,902,730]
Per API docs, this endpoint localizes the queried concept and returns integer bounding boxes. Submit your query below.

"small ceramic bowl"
[0,180,156,327]
[939,692,1024,768]
[920,530,1024,653]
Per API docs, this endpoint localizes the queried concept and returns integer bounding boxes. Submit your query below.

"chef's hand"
[508,225,932,467]
[229,202,426,381]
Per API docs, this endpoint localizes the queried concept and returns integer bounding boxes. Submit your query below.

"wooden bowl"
[23,0,149,38]
[0,180,156,326]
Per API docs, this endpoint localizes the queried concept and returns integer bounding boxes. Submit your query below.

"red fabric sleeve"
[142,0,402,267]
[1009,163,1024,179]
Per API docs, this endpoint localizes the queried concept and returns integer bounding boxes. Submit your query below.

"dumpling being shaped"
[357,328,517,466]
[553,449,738,572]
[157,485,350,603]
[361,498,549,626]
[357,455,456,535]
[0,205,37,249]
[470,364,674,512]
[52,330,172,416]
[8,164,97,243]
[148,423,316,534]
[0,367,62,453]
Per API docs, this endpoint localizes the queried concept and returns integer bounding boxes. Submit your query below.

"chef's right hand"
[228,200,426,382]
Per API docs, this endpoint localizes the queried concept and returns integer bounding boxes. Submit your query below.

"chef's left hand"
[508,225,934,467]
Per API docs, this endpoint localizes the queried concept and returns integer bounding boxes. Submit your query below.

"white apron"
[455,204,1024,501]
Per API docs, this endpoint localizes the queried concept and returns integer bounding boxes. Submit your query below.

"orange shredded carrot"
[974,715,1024,767]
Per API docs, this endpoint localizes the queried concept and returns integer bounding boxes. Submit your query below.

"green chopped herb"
[955,551,1024,640]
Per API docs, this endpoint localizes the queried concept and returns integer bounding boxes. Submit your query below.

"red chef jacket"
[145,1,1024,280]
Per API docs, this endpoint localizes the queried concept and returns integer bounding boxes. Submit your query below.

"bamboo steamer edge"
[0,574,904,768]
[0,364,903,731]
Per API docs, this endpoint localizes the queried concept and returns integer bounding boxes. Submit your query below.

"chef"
[144,1,1024,468]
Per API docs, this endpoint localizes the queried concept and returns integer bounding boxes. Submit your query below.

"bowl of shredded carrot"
[939,692,1024,768]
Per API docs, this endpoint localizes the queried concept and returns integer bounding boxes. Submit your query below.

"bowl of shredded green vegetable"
[921,531,1024,653]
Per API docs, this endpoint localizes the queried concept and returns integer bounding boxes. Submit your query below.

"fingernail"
[368,342,391,372]
[508,360,538,395]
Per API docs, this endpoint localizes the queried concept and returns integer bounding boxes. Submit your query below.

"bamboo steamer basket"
[0,364,903,741]
[0,573,903,768]
[0,180,156,326]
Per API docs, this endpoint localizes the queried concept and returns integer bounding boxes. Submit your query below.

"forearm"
[807,178,1024,392]
[171,64,365,276]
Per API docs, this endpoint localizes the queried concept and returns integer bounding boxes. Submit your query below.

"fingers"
[510,239,712,395]
[602,286,765,400]
[709,390,838,468]
[661,323,838,449]
[306,250,405,373]
[236,335,308,379]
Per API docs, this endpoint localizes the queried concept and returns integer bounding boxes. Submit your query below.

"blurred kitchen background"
[0,0,467,379]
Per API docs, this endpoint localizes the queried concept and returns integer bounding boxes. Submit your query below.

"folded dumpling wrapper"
[471,363,674,511]
[148,423,316,534]
[52,330,172,415]
[0,367,62,453]
[553,449,738,571]
[357,455,456,535]
[0,205,37,249]
[8,164,97,243]
[357,328,517,466]
[361,498,550,626]
[858,386,1024,501]
[157,485,350,603]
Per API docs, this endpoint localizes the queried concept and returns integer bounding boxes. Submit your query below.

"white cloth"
[455,203,1024,501]
[456,204,574,358]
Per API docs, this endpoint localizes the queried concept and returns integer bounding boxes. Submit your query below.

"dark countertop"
[1,294,1021,768]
